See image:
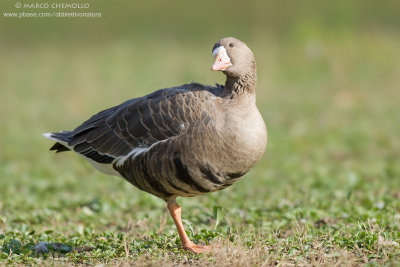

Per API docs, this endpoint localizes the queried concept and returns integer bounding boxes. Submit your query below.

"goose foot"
[183,243,210,253]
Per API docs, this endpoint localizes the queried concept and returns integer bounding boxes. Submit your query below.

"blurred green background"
[0,0,400,264]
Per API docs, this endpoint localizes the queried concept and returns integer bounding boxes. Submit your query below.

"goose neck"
[224,69,257,97]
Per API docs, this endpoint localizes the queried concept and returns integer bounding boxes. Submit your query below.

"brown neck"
[224,65,257,97]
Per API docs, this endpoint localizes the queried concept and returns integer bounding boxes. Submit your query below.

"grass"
[1,29,400,265]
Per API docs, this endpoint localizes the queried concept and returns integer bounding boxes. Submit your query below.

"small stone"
[34,242,50,253]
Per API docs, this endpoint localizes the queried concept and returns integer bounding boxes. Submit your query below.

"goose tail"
[42,131,72,153]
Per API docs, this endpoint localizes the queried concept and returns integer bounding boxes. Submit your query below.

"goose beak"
[211,46,232,71]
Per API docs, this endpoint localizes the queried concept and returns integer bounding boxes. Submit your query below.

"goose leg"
[167,199,210,253]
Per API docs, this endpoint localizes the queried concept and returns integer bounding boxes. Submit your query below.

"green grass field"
[1,1,400,266]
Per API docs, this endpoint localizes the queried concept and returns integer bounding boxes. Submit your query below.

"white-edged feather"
[42,132,53,139]
[115,147,149,167]
[114,138,173,167]
[42,132,70,147]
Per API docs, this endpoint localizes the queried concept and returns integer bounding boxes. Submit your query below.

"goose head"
[211,37,256,78]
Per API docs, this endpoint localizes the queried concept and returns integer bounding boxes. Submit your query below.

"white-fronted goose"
[44,37,267,253]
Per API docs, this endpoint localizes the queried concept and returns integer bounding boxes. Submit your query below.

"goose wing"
[55,84,216,164]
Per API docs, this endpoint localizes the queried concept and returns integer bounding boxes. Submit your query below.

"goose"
[43,37,267,253]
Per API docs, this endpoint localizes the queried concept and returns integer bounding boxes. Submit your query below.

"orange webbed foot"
[183,243,211,253]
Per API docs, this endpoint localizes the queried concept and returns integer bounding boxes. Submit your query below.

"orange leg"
[167,199,210,253]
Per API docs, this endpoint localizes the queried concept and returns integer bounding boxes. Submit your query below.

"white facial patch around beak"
[212,46,227,58]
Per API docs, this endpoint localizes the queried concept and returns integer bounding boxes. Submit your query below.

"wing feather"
[59,83,218,164]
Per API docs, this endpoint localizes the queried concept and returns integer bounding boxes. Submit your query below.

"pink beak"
[211,48,232,71]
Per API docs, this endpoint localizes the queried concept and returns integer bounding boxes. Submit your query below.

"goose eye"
[229,43,234,48]
[219,58,222,62]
